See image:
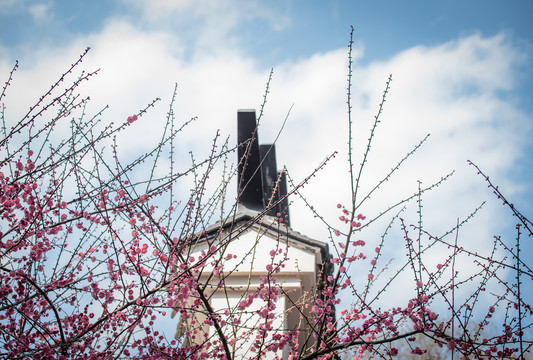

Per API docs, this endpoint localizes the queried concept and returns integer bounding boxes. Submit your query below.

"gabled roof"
[199,205,333,271]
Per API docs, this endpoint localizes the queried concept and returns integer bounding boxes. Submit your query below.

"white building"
[176,110,334,359]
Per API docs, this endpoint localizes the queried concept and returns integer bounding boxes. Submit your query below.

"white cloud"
[118,0,291,60]
[275,32,529,232]
[0,0,52,21]
[28,2,51,22]
[1,12,527,217]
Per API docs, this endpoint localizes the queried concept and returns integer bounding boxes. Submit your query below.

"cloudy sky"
[1,1,532,303]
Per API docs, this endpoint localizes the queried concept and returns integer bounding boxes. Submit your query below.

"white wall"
[179,224,323,359]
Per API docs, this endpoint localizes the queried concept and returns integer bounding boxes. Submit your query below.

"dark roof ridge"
[199,205,330,257]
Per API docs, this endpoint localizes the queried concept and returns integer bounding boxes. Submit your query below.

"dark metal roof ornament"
[237,109,290,226]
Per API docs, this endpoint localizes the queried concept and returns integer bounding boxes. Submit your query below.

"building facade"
[176,110,334,359]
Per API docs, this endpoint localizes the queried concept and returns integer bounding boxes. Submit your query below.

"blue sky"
[2,1,532,64]
[1,0,532,315]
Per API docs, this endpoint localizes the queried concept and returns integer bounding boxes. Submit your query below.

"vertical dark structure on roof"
[237,110,264,212]
[237,110,290,226]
